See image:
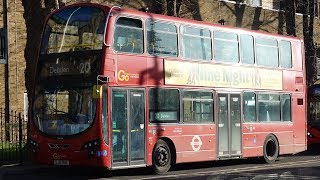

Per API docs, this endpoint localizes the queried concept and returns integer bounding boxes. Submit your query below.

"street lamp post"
[3,0,10,141]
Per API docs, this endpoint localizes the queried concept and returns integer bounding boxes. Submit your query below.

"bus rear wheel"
[152,139,171,174]
[263,134,279,164]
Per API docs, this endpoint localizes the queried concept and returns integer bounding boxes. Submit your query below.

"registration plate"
[54,160,69,166]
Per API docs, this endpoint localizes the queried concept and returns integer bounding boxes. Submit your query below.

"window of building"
[180,26,212,60]
[149,88,179,123]
[214,31,239,63]
[251,0,262,7]
[113,17,144,54]
[183,91,213,123]
[280,40,292,68]
[258,94,280,122]
[243,92,256,122]
[147,19,178,57]
[240,34,255,64]
[256,37,279,67]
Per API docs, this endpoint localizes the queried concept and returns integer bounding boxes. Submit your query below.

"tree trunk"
[284,0,296,36]
[304,0,316,85]
[22,1,58,104]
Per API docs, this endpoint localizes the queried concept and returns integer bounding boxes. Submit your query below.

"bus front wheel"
[152,139,171,174]
[263,134,279,164]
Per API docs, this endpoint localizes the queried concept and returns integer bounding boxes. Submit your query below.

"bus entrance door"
[111,89,146,168]
[217,93,242,158]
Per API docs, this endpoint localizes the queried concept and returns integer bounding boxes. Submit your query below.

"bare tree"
[22,0,59,103]
[284,0,296,36]
[301,0,316,85]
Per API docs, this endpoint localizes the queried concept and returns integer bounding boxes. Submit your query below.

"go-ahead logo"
[53,153,60,160]
[118,70,139,81]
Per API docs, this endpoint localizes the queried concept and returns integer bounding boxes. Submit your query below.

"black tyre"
[152,139,171,174]
[263,134,279,164]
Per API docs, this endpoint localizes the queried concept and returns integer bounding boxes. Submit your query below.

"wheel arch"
[156,137,177,165]
[265,133,280,155]
[263,133,280,164]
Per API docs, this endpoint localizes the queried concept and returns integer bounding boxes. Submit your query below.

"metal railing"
[0,108,30,164]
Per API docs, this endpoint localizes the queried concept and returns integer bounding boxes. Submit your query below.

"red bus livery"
[307,85,320,145]
[29,3,307,174]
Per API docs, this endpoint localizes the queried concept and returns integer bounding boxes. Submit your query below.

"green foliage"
[0,141,31,162]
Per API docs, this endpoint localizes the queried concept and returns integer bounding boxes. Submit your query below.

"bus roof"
[51,2,303,43]
[110,4,302,42]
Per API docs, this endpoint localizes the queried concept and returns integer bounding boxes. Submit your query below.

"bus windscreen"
[40,6,105,54]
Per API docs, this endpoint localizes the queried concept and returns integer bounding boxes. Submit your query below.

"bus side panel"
[292,93,307,153]
[146,124,216,164]
[242,123,258,158]
[243,123,294,158]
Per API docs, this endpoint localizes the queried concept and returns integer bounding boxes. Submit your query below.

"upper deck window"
[180,26,212,60]
[280,40,292,68]
[41,7,105,54]
[214,31,239,63]
[113,17,144,54]
[256,37,279,67]
[240,34,254,65]
[147,20,178,57]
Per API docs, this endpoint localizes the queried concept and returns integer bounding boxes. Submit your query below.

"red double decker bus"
[307,85,320,145]
[29,3,307,174]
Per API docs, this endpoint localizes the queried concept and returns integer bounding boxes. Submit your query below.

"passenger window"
[180,26,212,60]
[280,40,292,68]
[214,31,239,63]
[258,94,280,122]
[281,94,291,121]
[147,20,178,57]
[183,91,213,123]
[149,88,179,123]
[113,17,144,54]
[243,92,256,122]
[256,37,279,67]
[240,35,254,65]
[102,85,108,144]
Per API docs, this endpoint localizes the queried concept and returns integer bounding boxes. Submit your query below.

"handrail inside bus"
[104,6,121,47]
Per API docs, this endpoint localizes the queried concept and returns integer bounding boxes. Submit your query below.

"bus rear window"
[280,40,292,68]
[149,88,179,123]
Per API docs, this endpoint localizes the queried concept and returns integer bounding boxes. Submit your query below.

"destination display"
[39,55,100,78]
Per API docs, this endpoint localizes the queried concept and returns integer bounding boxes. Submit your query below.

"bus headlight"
[81,139,100,159]
[307,132,314,138]
[30,140,39,152]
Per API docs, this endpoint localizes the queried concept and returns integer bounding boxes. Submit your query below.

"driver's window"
[113,17,144,54]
